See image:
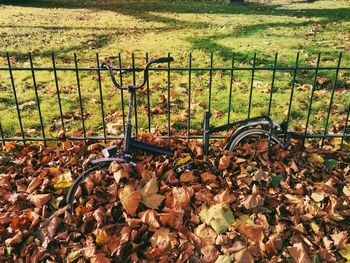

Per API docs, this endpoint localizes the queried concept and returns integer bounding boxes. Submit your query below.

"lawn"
[0,0,349,140]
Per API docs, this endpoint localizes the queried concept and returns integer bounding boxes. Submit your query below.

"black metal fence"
[0,52,349,148]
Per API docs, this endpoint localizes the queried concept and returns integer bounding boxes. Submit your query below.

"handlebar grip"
[151,57,174,64]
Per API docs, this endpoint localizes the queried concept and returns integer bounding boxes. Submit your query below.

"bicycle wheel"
[66,164,108,208]
[227,128,283,152]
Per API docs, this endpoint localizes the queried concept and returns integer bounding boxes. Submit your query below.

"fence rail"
[0,52,349,148]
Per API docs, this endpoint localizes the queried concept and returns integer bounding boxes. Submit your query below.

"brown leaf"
[150,228,179,252]
[180,170,197,183]
[88,143,100,152]
[201,172,216,182]
[91,253,111,263]
[5,231,23,246]
[287,243,310,263]
[26,170,48,193]
[83,245,96,259]
[201,245,219,263]
[236,222,265,244]
[93,206,105,227]
[234,248,254,263]
[218,155,230,170]
[139,210,160,229]
[27,194,51,208]
[113,169,129,184]
[47,216,62,239]
[172,186,194,208]
[213,189,236,204]
[118,185,142,217]
[142,194,165,209]
[194,223,216,247]
[331,231,347,249]
[241,194,264,209]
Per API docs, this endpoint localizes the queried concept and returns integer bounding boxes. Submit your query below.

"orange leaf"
[180,170,197,183]
[200,172,216,182]
[218,155,230,170]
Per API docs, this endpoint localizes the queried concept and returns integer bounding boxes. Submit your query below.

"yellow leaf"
[53,171,73,190]
[285,194,303,204]
[309,153,324,165]
[175,153,191,166]
[339,243,350,262]
[95,229,111,245]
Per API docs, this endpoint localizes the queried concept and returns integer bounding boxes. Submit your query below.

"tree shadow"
[3,0,350,62]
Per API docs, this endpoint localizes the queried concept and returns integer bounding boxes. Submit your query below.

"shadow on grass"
[3,0,349,63]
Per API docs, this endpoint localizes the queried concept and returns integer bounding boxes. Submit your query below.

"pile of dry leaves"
[0,135,349,262]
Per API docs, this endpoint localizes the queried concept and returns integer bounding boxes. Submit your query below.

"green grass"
[0,0,349,139]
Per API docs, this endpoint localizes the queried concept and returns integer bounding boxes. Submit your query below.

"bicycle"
[203,111,292,157]
[66,57,180,208]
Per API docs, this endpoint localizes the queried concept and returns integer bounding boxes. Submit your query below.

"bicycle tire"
[227,128,283,152]
[66,165,108,208]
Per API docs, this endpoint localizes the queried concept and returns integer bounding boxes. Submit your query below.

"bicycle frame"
[203,111,286,156]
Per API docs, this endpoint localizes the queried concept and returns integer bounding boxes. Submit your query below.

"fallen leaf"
[142,194,165,209]
[53,171,73,190]
[150,228,179,251]
[118,185,142,217]
[213,189,236,204]
[27,194,51,208]
[199,203,235,234]
[180,170,197,183]
[215,255,232,263]
[241,194,264,209]
[309,153,324,165]
[339,243,350,262]
[139,210,160,229]
[172,186,194,208]
[201,172,216,182]
[235,222,264,244]
[234,248,254,263]
[287,243,310,263]
[219,155,231,170]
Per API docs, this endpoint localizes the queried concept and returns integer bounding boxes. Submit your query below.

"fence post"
[341,104,350,148]
[167,52,171,138]
[29,53,46,146]
[267,52,278,117]
[0,121,5,143]
[187,53,192,139]
[145,53,151,132]
[131,53,138,135]
[208,52,213,113]
[51,53,65,129]
[248,52,256,119]
[321,52,342,147]
[96,53,107,142]
[303,53,321,145]
[118,53,126,134]
[73,53,87,141]
[6,53,26,145]
[227,52,235,124]
[285,52,300,139]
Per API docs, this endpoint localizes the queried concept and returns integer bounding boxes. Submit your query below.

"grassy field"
[0,0,349,139]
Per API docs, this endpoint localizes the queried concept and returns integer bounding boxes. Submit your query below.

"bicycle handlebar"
[102,56,174,91]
